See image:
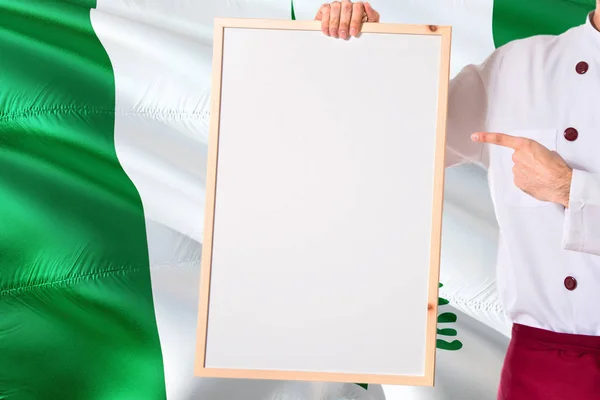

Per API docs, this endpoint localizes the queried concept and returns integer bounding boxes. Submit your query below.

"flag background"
[0,0,595,399]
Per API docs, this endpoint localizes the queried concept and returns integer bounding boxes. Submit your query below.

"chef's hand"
[315,1,380,39]
[472,132,573,208]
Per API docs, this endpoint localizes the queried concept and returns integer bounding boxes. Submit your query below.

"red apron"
[498,323,600,400]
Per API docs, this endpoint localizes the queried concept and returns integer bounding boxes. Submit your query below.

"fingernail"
[331,28,337,37]
[471,133,479,141]
[340,30,347,38]
[350,27,357,36]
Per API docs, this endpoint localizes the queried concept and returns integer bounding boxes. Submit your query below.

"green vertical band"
[0,1,166,399]
[492,0,595,48]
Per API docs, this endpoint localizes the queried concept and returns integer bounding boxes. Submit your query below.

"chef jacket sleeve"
[445,49,505,168]
[563,170,600,256]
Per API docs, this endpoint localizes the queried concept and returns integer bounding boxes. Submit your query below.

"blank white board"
[196,18,451,387]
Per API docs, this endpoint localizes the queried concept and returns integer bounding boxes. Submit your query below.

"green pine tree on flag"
[437,283,463,351]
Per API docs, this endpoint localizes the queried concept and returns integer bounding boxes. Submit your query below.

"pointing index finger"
[471,132,523,149]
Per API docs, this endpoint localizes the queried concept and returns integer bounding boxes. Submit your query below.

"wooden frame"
[195,18,452,387]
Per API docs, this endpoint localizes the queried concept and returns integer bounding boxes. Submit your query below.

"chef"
[315,1,600,399]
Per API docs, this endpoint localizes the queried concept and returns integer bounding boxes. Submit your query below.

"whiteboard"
[196,18,451,387]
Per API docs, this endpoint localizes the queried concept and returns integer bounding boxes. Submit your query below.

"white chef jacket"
[446,12,600,336]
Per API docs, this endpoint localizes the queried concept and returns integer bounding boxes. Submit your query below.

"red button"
[576,61,589,74]
[564,127,578,141]
[564,276,577,291]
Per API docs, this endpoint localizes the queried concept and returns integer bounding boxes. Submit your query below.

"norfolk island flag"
[1,0,594,399]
